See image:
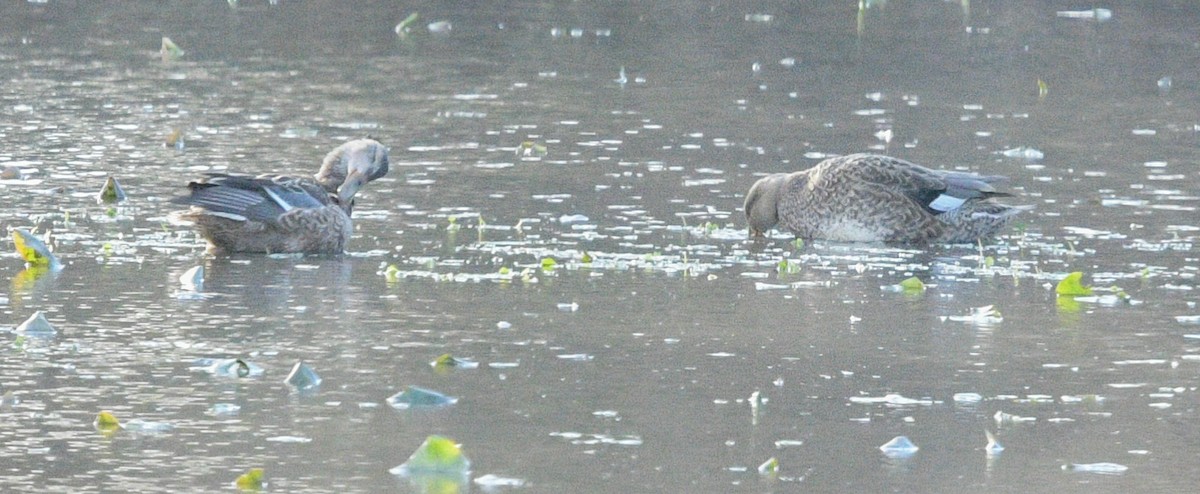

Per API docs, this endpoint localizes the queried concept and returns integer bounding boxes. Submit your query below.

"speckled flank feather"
[171,138,389,254]
[744,153,1025,244]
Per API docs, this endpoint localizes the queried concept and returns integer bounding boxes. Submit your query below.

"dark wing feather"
[171,174,331,223]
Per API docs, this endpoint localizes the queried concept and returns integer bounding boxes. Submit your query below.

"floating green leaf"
[581,251,593,264]
[430,354,478,369]
[791,238,805,249]
[758,456,779,475]
[540,257,557,269]
[12,229,61,270]
[384,264,401,282]
[95,410,121,429]
[446,216,460,231]
[392,435,471,474]
[777,258,801,274]
[395,12,420,37]
[96,176,127,204]
[234,468,264,491]
[160,37,185,62]
[1055,272,1093,296]
[515,141,548,157]
[899,276,925,291]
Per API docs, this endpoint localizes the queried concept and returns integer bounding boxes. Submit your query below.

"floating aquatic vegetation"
[580,251,593,263]
[394,12,420,37]
[514,141,547,158]
[96,176,126,204]
[95,410,121,431]
[984,430,1004,455]
[12,229,62,270]
[165,128,185,150]
[776,258,801,274]
[179,265,203,290]
[879,436,918,458]
[540,257,558,270]
[757,457,779,476]
[1064,462,1127,475]
[430,353,479,369]
[234,468,265,491]
[387,386,459,410]
[883,276,926,293]
[1055,271,1093,296]
[284,361,321,391]
[160,37,184,62]
[390,435,471,475]
[15,311,56,336]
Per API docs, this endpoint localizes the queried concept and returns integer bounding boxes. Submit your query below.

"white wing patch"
[928,194,966,212]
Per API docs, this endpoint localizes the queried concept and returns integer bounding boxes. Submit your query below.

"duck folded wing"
[173,175,331,223]
[823,155,1010,214]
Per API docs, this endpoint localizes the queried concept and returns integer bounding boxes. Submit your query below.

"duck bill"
[338,169,368,204]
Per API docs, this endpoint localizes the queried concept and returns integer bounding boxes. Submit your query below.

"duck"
[744,153,1026,244]
[171,138,389,254]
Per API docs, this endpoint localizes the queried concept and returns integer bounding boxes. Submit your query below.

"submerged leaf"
[1056,272,1093,296]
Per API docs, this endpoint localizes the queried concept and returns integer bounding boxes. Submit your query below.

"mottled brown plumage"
[171,139,389,254]
[745,154,1027,244]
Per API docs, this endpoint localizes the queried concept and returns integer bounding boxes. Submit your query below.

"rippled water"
[2,1,1200,492]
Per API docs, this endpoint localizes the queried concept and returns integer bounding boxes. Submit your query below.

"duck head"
[313,138,390,203]
[744,173,788,238]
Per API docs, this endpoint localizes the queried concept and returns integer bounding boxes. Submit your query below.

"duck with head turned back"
[170,138,390,254]
[744,153,1028,245]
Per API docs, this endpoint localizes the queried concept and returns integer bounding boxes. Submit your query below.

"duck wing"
[172,174,331,223]
[818,154,1010,214]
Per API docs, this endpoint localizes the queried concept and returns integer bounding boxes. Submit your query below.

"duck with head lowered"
[744,153,1028,244]
[171,138,389,254]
